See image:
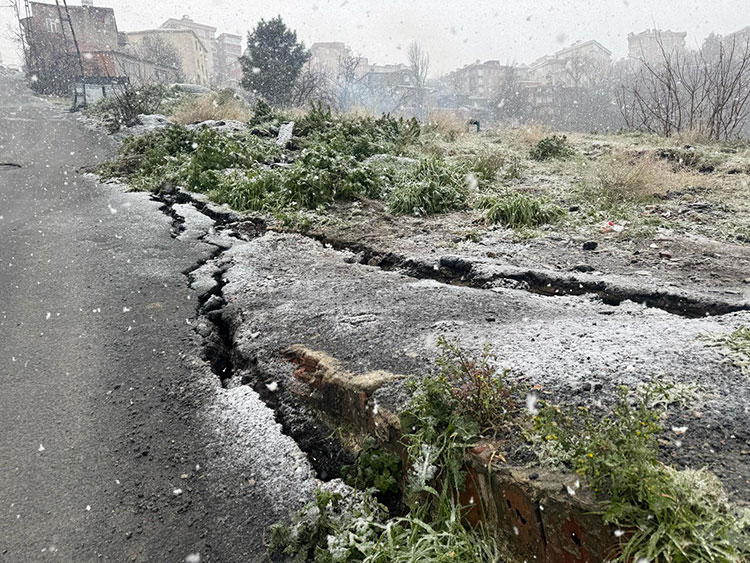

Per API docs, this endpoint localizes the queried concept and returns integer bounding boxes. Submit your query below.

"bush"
[388,157,470,216]
[89,83,174,131]
[529,134,575,161]
[341,436,402,497]
[479,192,565,228]
[533,387,749,562]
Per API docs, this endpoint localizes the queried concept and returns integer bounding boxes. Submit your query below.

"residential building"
[20,1,176,99]
[447,60,514,100]
[24,0,119,52]
[309,42,350,76]
[628,29,687,64]
[526,40,611,87]
[216,32,243,87]
[125,29,210,86]
[723,26,750,50]
[161,16,216,83]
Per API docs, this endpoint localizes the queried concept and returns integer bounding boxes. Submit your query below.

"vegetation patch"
[387,157,472,216]
[479,192,565,228]
[532,386,750,562]
[529,135,576,161]
[711,326,750,375]
[269,339,512,562]
[170,89,253,124]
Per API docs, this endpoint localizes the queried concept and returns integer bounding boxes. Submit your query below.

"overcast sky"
[1,0,749,75]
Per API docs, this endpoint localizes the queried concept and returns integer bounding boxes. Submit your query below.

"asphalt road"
[0,73,312,562]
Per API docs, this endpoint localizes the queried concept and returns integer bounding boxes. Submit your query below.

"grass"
[388,157,471,216]
[479,191,565,228]
[268,340,512,563]
[712,326,750,375]
[529,134,576,161]
[170,90,253,124]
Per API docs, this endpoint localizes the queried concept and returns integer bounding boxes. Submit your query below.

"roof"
[162,16,216,33]
[628,29,687,39]
[30,1,114,15]
[125,29,207,52]
[554,40,611,58]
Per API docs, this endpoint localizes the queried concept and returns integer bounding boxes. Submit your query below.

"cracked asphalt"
[0,73,315,562]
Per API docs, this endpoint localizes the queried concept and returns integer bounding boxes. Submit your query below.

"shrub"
[341,436,402,497]
[89,83,173,131]
[388,157,470,216]
[529,134,575,160]
[479,192,564,228]
[533,386,749,562]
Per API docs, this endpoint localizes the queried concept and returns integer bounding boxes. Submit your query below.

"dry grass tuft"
[170,93,252,124]
[583,150,707,206]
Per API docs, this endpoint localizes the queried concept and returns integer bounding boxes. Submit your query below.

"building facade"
[628,29,687,64]
[125,29,210,86]
[447,60,514,100]
[215,33,243,87]
[161,16,216,83]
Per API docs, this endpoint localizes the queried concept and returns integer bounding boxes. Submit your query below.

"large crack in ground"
[153,187,749,491]
[154,190,354,482]
[306,232,750,318]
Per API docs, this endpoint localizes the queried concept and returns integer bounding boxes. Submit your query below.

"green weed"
[713,326,750,375]
[529,135,575,161]
[533,386,749,562]
[479,192,565,228]
[388,157,470,216]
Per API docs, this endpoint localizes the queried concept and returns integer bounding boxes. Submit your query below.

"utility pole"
[54,0,86,105]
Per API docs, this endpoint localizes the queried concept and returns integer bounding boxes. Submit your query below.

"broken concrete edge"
[155,183,750,319]
[279,344,623,562]
[112,180,744,562]
[307,230,750,318]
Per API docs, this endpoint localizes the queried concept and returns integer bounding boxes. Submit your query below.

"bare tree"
[407,41,429,120]
[618,35,750,140]
[332,52,364,111]
[133,35,183,81]
[289,64,332,107]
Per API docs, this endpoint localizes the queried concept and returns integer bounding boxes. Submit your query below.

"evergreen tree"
[240,16,310,106]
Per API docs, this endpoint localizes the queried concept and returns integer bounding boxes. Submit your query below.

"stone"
[276,122,295,147]
[582,241,598,251]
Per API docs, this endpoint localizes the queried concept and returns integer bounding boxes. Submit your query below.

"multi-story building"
[215,33,243,87]
[628,29,687,65]
[125,29,210,86]
[24,0,119,53]
[447,60,514,100]
[526,40,611,87]
[161,16,216,83]
[21,1,177,101]
[723,26,750,49]
[309,42,350,75]
[308,41,370,80]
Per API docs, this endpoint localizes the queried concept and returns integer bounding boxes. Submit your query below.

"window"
[46,18,60,33]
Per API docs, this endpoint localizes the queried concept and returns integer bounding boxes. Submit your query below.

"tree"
[407,41,429,120]
[134,35,183,80]
[240,16,310,106]
[617,35,750,140]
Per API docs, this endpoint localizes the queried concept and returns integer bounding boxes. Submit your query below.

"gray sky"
[1,0,749,75]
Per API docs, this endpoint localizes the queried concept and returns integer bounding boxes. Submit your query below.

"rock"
[572,264,595,272]
[201,295,225,314]
[276,121,295,147]
[439,255,473,273]
[582,241,598,251]
[659,251,672,259]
